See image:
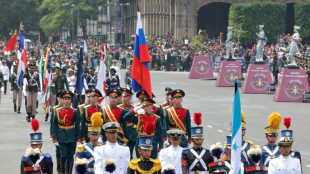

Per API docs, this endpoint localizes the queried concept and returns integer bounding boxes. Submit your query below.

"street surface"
[0,70,309,173]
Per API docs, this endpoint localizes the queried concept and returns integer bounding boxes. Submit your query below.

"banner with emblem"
[188,56,214,79]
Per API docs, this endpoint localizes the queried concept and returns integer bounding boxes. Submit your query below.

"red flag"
[5,31,17,51]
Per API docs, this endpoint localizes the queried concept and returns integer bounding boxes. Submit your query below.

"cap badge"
[94,127,98,131]
[218,161,222,166]
[196,129,201,134]
[146,139,151,145]
[272,128,275,131]
[34,135,38,140]
[286,132,290,136]
[256,166,260,170]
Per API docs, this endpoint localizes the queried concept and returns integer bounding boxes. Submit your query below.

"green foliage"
[295,4,310,42]
[0,0,41,40]
[229,2,286,42]
[39,0,104,38]
[190,30,208,50]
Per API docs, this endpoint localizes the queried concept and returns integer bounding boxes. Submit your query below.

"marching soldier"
[50,91,64,174]
[101,89,129,144]
[86,68,97,89]
[165,89,191,148]
[106,68,120,91]
[67,69,78,108]
[245,147,263,174]
[159,129,184,174]
[118,88,136,158]
[77,89,92,119]
[268,121,302,173]
[161,87,172,108]
[261,113,282,174]
[81,88,103,142]
[75,112,104,174]
[127,133,162,173]
[54,66,69,98]
[124,97,163,159]
[52,91,81,174]
[94,122,130,174]
[181,113,214,173]
[20,119,53,174]
[24,63,41,122]
[11,65,22,113]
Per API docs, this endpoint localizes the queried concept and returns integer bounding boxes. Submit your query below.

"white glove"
[9,91,13,97]
[133,105,143,113]
[137,109,145,115]
[54,142,59,146]
[82,140,86,144]
[77,142,81,145]
[1,87,3,92]
[98,137,103,144]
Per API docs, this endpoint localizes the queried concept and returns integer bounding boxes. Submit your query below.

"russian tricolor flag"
[17,29,27,88]
[131,12,152,98]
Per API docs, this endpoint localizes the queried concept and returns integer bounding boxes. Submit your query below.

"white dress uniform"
[67,75,76,93]
[0,65,10,81]
[94,141,130,174]
[159,145,183,174]
[268,155,302,174]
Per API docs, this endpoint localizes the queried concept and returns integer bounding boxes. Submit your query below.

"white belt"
[87,168,94,172]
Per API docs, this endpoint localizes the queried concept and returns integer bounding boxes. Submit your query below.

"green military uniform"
[54,71,69,94]
[123,97,163,159]
[11,70,22,113]
[165,89,191,148]
[52,91,80,174]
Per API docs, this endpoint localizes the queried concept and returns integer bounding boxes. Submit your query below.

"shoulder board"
[53,105,60,109]
[182,148,190,155]
[163,106,170,109]
[42,153,53,163]
[116,106,123,110]
[153,114,161,118]
[78,104,85,108]
[77,144,85,153]
[70,107,76,111]
[84,104,92,108]
[42,153,51,158]
[181,107,188,110]
[117,104,124,107]
[118,142,127,146]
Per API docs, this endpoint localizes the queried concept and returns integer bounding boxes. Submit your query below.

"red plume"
[194,112,202,126]
[143,122,156,135]
[31,119,40,132]
[284,117,291,129]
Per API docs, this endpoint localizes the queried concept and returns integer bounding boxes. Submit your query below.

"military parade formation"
[18,74,303,173]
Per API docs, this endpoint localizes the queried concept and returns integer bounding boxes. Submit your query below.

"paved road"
[1,70,309,173]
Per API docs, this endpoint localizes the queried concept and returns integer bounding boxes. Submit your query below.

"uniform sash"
[168,107,188,140]
[104,105,128,144]
[262,145,279,171]
[189,149,208,172]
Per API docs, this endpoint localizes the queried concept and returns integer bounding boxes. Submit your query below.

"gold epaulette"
[246,140,255,148]
[77,144,85,153]
[128,159,141,170]
[150,158,162,171]
[117,104,124,108]
[153,104,160,108]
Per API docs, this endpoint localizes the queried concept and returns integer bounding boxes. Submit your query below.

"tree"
[295,4,310,42]
[39,0,105,40]
[0,0,41,40]
[229,2,286,43]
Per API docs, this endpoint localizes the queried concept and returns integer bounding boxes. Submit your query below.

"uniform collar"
[266,143,277,150]
[107,141,117,146]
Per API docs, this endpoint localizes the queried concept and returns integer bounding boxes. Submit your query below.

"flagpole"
[137,0,143,92]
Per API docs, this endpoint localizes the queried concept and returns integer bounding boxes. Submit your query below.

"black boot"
[60,159,66,174]
[66,161,73,174]
[45,113,49,122]
[14,104,17,112]
[56,157,61,174]
[17,107,21,113]
[26,113,31,122]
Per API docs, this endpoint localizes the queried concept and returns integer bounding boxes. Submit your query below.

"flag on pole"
[17,25,27,88]
[231,79,242,174]
[5,31,17,51]
[36,35,41,58]
[43,49,52,114]
[131,12,152,98]
[76,40,84,93]
[83,39,88,53]
[97,44,108,105]
[37,36,43,94]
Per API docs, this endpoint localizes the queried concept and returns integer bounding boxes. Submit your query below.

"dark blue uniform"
[20,153,53,174]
